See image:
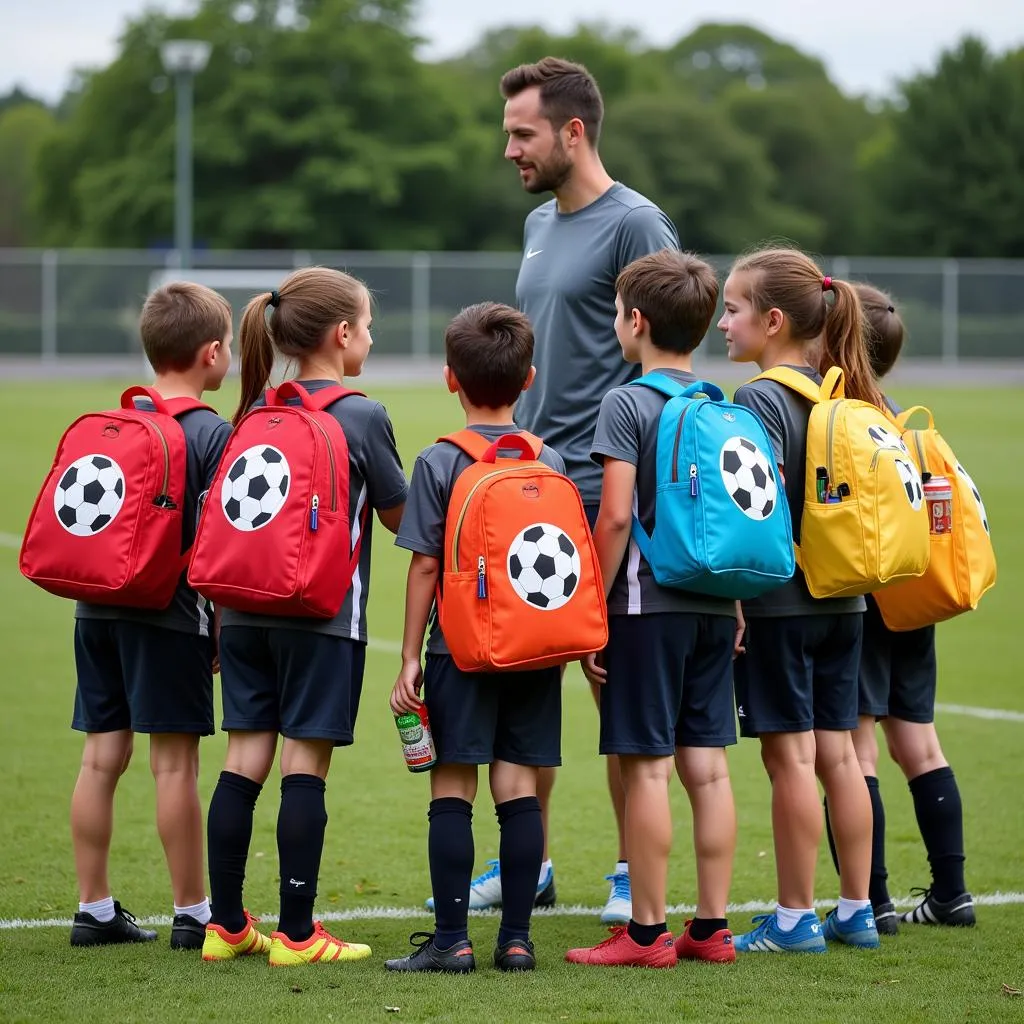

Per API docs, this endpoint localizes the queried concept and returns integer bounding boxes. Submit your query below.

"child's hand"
[581,650,607,686]
[390,658,424,714]
[733,601,747,660]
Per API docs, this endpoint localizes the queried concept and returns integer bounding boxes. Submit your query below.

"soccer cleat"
[822,907,880,949]
[385,931,475,973]
[494,937,537,972]
[202,911,271,961]
[565,926,677,968]
[675,921,736,963]
[268,920,372,966]
[170,913,207,951]
[600,871,632,925]
[900,888,975,927]
[70,902,158,946]
[425,859,556,911]
[733,912,827,953]
[872,901,899,936]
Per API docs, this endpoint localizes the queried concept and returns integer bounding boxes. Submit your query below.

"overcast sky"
[3,0,1023,103]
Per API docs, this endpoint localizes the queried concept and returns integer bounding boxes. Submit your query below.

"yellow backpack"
[752,366,930,599]
[872,405,996,631]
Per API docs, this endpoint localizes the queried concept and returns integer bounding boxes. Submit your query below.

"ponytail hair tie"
[269,289,280,308]
[822,276,833,291]
[887,305,895,313]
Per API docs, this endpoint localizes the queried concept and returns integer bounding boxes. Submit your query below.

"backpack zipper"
[911,430,929,479]
[305,414,337,511]
[140,417,172,505]
[826,402,840,492]
[450,466,522,570]
[670,405,691,482]
[477,555,487,598]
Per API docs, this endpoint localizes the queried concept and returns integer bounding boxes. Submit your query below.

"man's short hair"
[500,57,604,145]
[444,302,535,409]
[140,282,232,373]
[615,250,720,355]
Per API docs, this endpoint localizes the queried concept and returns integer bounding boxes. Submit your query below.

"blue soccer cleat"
[823,906,880,948]
[600,871,632,925]
[425,859,556,911]
[733,911,827,953]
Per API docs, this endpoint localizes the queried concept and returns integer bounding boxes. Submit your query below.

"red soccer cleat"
[674,920,736,963]
[566,926,677,968]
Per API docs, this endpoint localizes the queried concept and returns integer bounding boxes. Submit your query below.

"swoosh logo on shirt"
[526,248,543,259]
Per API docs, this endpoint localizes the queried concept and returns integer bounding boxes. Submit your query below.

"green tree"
[0,103,56,245]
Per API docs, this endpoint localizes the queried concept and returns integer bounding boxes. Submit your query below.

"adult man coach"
[424,56,680,925]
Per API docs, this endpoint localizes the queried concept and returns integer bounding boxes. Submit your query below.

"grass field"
[0,378,1021,1023]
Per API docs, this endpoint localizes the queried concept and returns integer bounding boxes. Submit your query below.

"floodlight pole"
[160,40,211,269]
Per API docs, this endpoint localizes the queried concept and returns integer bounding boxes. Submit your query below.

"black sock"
[207,770,262,934]
[823,796,840,876]
[687,917,728,942]
[428,797,474,948]
[496,796,543,947]
[909,766,966,902]
[276,774,328,943]
[627,919,668,946]
[865,776,891,907]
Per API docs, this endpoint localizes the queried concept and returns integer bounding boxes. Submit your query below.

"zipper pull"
[310,493,319,532]
[690,463,699,497]
[477,555,487,599]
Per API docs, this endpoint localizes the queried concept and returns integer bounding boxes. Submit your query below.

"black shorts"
[72,619,214,735]
[600,613,737,756]
[219,626,366,745]
[584,503,599,531]
[734,614,862,737]
[424,654,562,767]
[859,596,937,723]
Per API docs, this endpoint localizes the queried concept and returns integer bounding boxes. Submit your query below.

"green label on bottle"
[395,712,423,744]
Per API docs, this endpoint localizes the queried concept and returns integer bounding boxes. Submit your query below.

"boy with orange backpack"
[20,282,234,948]
[386,301,605,974]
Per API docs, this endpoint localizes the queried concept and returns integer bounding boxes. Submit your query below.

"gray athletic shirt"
[395,426,566,656]
[591,369,735,618]
[220,380,408,641]
[514,182,680,505]
[733,367,865,618]
[75,403,232,636]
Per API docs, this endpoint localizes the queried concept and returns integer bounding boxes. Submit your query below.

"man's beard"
[525,142,573,194]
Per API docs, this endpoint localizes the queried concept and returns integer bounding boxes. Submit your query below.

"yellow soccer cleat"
[202,911,272,962]
[268,921,372,966]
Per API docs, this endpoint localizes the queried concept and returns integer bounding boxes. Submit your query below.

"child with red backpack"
[195,268,407,966]
[20,282,234,948]
[386,302,604,974]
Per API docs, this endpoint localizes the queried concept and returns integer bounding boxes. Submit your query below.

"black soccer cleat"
[70,902,158,946]
[900,888,975,927]
[384,931,475,973]
[494,936,536,972]
[534,873,557,909]
[873,901,899,936]
[170,913,207,950]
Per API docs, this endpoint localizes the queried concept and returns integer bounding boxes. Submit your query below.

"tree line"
[2,0,1023,258]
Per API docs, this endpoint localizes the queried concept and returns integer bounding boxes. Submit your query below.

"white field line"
[2,892,1024,931]
[4,532,1024,723]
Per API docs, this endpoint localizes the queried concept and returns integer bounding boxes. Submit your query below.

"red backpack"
[187,380,365,618]
[20,386,212,607]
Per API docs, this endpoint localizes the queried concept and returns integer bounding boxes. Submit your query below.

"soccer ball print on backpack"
[20,386,212,607]
[436,429,607,672]
[187,380,365,617]
[627,374,795,599]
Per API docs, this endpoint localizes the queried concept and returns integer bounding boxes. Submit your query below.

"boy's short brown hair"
[616,250,719,355]
[444,302,534,409]
[139,282,232,373]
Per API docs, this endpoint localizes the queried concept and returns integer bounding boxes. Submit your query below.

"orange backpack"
[436,429,608,673]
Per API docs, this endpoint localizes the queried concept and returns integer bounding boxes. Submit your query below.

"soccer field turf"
[0,378,1021,1023]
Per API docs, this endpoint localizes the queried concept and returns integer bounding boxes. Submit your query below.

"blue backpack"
[628,373,795,599]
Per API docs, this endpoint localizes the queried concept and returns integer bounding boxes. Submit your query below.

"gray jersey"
[733,367,865,617]
[514,183,680,505]
[221,380,408,641]
[590,369,735,618]
[395,426,566,656]
[75,403,232,636]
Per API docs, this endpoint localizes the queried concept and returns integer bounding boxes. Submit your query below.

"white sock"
[775,904,814,932]
[837,897,871,923]
[174,898,212,925]
[538,859,553,885]
[79,896,115,922]
[614,860,628,875]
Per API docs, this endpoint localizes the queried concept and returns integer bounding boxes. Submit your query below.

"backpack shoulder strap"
[162,397,216,418]
[439,429,543,463]
[307,385,366,411]
[120,386,214,419]
[629,372,687,399]
[751,366,843,404]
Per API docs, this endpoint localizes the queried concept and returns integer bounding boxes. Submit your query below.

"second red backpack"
[20,386,212,607]
[187,381,364,618]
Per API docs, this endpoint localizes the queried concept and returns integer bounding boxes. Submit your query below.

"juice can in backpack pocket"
[923,475,953,534]
[395,705,436,773]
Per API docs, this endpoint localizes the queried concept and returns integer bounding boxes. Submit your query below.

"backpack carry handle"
[267,380,317,410]
[120,386,172,414]
[897,405,935,430]
[481,434,540,463]
[680,380,725,402]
